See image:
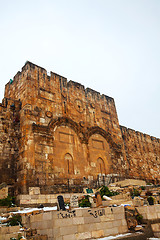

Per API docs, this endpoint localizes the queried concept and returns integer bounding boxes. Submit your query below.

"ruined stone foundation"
[0,61,159,194]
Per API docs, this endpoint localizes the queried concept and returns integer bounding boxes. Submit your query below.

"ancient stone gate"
[0,61,159,194]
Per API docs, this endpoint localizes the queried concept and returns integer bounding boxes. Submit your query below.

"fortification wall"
[121,126,160,184]
[3,62,127,193]
[0,98,21,186]
[0,61,159,194]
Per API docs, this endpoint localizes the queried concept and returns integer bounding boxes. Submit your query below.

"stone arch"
[97,157,106,175]
[85,126,120,149]
[88,132,110,175]
[64,153,74,174]
[49,117,85,143]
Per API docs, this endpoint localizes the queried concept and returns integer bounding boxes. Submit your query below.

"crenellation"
[102,94,114,102]
[0,62,159,194]
[68,80,85,91]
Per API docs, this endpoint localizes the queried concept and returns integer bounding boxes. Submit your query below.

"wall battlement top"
[5,61,114,103]
[120,125,160,141]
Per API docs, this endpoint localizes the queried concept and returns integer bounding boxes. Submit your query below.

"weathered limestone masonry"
[22,206,128,240]
[0,61,159,194]
[0,97,21,186]
[121,126,160,183]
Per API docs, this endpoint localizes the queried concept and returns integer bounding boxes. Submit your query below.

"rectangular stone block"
[151,223,160,232]
[43,211,52,221]
[100,214,114,222]
[155,204,160,212]
[112,206,124,214]
[20,199,30,205]
[0,226,10,234]
[75,209,83,217]
[137,206,147,214]
[64,193,71,199]
[21,194,31,200]
[50,199,57,204]
[55,237,63,240]
[105,207,113,214]
[54,218,73,227]
[147,213,157,220]
[30,213,43,222]
[81,209,92,217]
[31,194,39,199]
[73,217,84,225]
[96,221,113,230]
[1,232,18,240]
[8,225,20,233]
[29,187,40,195]
[42,220,53,229]
[30,199,37,204]
[60,225,77,236]
[31,220,45,230]
[46,195,51,199]
[40,194,47,199]
[77,223,97,233]
[53,228,61,238]
[113,219,123,227]
[75,232,91,240]
[92,229,104,238]
[38,199,46,204]
[114,213,124,220]
[63,234,75,240]
[84,216,100,224]
[46,228,53,237]
[104,227,119,236]
[52,210,60,219]
[118,225,128,234]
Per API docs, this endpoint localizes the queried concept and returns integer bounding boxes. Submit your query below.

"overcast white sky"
[0,0,160,138]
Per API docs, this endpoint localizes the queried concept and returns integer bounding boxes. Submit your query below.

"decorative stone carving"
[45,111,53,118]
[79,121,85,127]
[74,99,84,113]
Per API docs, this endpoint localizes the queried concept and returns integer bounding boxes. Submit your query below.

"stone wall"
[0,98,21,186]
[0,226,22,240]
[137,205,160,238]
[17,192,84,207]
[121,126,160,183]
[137,204,160,220]
[22,206,128,240]
[0,61,159,194]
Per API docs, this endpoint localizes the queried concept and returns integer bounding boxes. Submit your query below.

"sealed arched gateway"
[0,61,159,194]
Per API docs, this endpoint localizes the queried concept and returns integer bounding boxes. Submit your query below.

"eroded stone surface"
[0,61,159,194]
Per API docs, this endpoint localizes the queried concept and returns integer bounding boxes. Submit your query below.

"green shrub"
[147,196,154,205]
[99,186,119,198]
[130,188,140,197]
[136,213,143,224]
[140,186,145,190]
[79,195,91,207]
[0,196,15,207]
[7,215,22,226]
